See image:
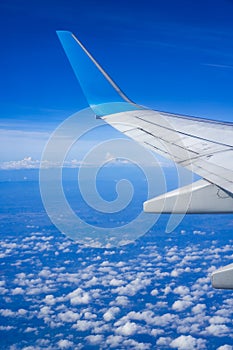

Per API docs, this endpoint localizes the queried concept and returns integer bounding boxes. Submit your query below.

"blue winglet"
[56,31,142,116]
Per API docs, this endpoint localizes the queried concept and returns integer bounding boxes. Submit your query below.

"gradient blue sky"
[1,0,233,162]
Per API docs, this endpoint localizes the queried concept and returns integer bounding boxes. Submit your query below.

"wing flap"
[103,110,233,195]
[144,179,233,214]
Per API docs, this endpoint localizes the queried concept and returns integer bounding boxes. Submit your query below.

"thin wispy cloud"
[202,63,233,70]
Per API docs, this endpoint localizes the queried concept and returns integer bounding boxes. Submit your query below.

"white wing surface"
[103,110,233,194]
[57,31,233,289]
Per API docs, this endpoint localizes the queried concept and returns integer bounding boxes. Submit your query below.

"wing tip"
[56,30,142,116]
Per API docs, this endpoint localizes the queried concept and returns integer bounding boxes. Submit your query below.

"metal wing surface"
[57,31,233,289]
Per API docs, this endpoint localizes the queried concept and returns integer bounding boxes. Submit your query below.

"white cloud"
[115,321,139,336]
[167,254,180,262]
[0,325,16,331]
[58,310,80,323]
[171,269,180,277]
[156,301,168,308]
[11,287,24,295]
[193,230,206,235]
[73,320,93,332]
[106,335,123,348]
[84,311,97,320]
[217,346,233,350]
[126,310,154,325]
[84,276,98,287]
[170,335,206,350]
[38,306,53,319]
[0,309,14,317]
[163,285,172,295]
[0,157,92,170]
[57,339,74,349]
[24,327,37,333]
[205,324,230,337]
[109,278,125,287]
[17,309,27,316]
[173,286,190,296]
[209,316,230,324]
[111,296,129,306]
[1,153,166,170]
[122,338,151,349]
[85,334,103,345]
[151,329,164,337]
[43,295,56,306]
[114,277,151,296]
[152,313,177,327]
[67,287,90,305]
[103,307,120,322]
[157,337,172,346]
[192,304,206,314]
[0,157,40,170]
[150,288,159,296]
[172,300,192,312]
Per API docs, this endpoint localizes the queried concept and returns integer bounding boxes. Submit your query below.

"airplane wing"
[57,31,233,289]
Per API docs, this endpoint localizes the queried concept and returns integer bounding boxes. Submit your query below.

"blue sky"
[2,3,233,348]
[1,0,233,162]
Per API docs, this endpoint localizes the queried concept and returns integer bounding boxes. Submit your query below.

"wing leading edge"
[57,31,233,289]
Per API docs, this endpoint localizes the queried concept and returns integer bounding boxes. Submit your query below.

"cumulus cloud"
[73,320,93,332]
[209,316,230,324]
[43,295,56,306]
[172,300,192,312]
[0,157,87,170]
[151,329,164,337]
[114,277,151,296]
[106,335,123,348]
[156,337,172,346]
[1,154,163,170]
[124,310,154,325]
[67,287,90,305]
[192,304,206,314]
[123,338,151,349]
[150,288,159,296]
[24,327,37,333]
[173,286,190,296]
[0,325,16,331]
[11,287,24,295]
[111,296,129,306]
[170,335,206,350]
[109,278,125,287]
[0,309,15,317]
[57,339,74,349]
[115,321,139,336]
[103,307,120,322]
[0,157,40,170]
[205,324,230,337]
[85,334,103,345]
[58,310,80,323]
